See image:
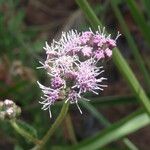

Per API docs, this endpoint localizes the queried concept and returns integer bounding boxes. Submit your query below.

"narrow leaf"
[76,0,150,116]
[111,1,150,89]
[81,100,139,150]
[70,109,150,150]
[126,0,150,46]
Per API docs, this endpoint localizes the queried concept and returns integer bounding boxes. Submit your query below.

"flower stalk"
[33,102,69,150]
[10,120,41,145]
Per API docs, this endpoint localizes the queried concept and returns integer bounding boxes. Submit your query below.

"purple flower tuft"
[51,76,65,89]
[37,26,120,117]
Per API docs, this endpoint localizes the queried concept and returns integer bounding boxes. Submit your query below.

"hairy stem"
[10,120,40,145]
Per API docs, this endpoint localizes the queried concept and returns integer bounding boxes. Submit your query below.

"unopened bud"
[4,99,14,107]
[6,108,14,115]
[0,99,21,120]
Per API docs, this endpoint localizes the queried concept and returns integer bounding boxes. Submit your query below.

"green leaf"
[70,109,150,150]
[16,120,38,138]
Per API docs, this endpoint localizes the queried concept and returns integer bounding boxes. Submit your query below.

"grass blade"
[126,0,150,45]
[76,0,150,116]
[70,109,150,150]
[81,100,110,126]
[89,95,137,106]
[144,0,150,19]
[113,48,150,115]
[81,100,139,150]
[111,1,150,89]
[123,138,139,150]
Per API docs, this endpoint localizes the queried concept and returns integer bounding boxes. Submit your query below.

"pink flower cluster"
[37,27,120,117]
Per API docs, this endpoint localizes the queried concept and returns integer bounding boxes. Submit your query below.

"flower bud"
[4,99,14,107]
[0,99,21,120]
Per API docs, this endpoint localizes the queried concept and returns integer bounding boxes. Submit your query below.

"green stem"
[33,102,69,150]
[10,120,40,145]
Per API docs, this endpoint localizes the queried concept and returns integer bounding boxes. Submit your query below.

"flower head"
[37,26,119,117]
[73,59,107,94]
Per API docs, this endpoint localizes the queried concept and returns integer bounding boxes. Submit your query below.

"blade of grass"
[113,48,150,115]
[70,109,150,150]
[76,0,150,116]
[144,0,150,19]
[81,100,110,126]
[89,95,137,106]
[89,93,150,106]
[111,1,150,89]
[126,0,150,46]
[123,138,139,150]
[81,100,139,150]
